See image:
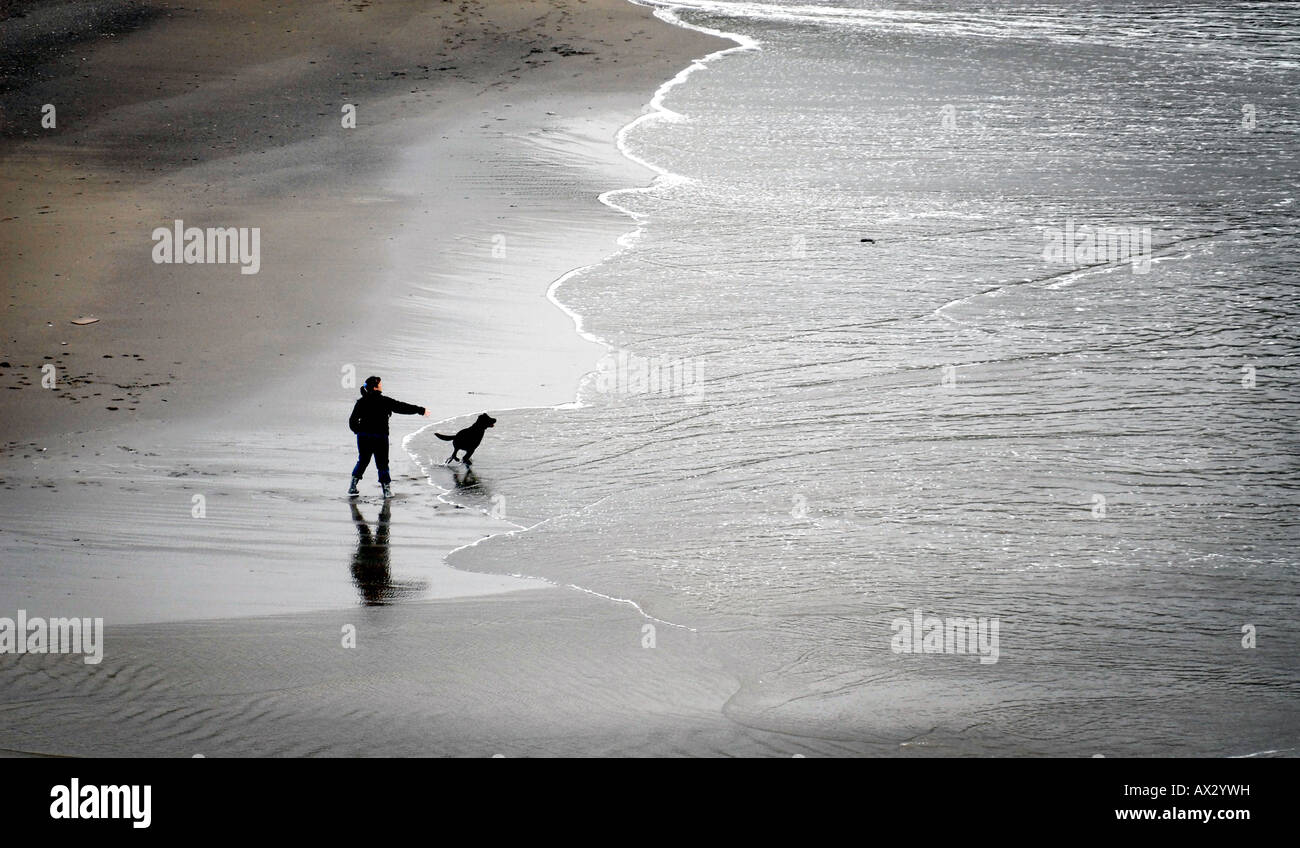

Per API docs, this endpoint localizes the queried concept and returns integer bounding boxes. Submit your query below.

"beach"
[2,0,1297,759]
[0,0,767,756]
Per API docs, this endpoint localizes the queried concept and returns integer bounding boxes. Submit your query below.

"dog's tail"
[434,433,454,441]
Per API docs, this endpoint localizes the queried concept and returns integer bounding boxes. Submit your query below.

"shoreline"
[405,4,759,628]
[550,4,758,354]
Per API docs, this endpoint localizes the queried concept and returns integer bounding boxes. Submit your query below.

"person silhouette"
[347,375,429,498]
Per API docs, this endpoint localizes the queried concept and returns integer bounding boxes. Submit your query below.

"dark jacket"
[349,387,425,436]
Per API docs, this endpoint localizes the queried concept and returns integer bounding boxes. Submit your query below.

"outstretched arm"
[386,396,427,416]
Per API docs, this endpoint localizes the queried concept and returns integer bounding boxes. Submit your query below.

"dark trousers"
[352,434,390,484]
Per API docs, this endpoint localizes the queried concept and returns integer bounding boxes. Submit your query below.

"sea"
[410,0,1300,756]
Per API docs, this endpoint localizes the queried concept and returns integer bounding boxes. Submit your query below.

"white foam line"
[451,543,695,633]
[1230,747,1295,758]
[546,2,758,375]
[398,3,754,630]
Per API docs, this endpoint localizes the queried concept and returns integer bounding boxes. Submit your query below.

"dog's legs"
[445,449,458,465]
[462,449,474,468]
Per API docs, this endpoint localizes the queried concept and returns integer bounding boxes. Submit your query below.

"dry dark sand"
[0,1,786,755]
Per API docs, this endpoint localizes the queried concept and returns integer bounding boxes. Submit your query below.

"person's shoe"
[347,477,360,496]
[381,483,393,499]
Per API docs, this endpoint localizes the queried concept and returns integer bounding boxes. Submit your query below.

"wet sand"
[0,588,802,758]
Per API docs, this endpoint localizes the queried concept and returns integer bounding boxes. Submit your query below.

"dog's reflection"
[451,467,479,491]
[448,467,510,522]
[348,501,428,605]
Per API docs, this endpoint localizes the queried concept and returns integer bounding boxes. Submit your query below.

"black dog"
[436,413,496,467]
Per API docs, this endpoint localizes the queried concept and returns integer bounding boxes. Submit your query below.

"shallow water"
[413,0,1300,755]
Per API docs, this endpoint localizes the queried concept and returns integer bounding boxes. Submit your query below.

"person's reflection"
[350,500,391,605]
[349,501,427,605]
